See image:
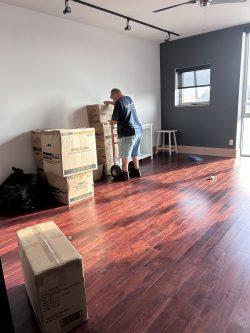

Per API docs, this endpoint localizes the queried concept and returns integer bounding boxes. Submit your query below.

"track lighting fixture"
[125,19,132,31]
[63,0,71,14]
[62,0,179,39]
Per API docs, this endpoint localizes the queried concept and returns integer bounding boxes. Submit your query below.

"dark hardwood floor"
[1,154,250,333]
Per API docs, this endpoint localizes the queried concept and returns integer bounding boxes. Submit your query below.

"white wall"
[0,3,161,183]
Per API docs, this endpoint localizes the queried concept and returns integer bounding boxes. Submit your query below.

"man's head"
[110,88,124,102]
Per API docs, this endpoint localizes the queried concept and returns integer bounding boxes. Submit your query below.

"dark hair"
[111,88,122,95]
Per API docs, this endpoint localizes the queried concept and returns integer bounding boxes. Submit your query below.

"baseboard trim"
[178,145,237,158]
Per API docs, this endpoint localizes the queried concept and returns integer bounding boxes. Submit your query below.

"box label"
[60,310,83,328]
[70,192,93,203]
[64,164,96,176]
[43,152,61,161]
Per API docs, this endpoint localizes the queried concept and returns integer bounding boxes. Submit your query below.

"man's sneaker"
[120,171,129,181]
[130,168,141,178]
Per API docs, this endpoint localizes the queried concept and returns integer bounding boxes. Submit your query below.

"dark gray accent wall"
[160,25,246,149]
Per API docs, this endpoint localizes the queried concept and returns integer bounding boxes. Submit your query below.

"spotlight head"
[63,6,71,14]
[125,18,131,31]
[125,25,131,31]
[197,0,212,7]
[63,0,71,15]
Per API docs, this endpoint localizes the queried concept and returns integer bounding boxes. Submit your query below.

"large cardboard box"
[31,130,45,173]
[31,129,43,149]
[97,142,119,157]
[17,221,88,333]
[96,139,119,175]
[41,128,97,177]
[97,145,113,158]
[96,137,112,149]
[94,122,112,137]
[87,104,113,125]
[97,156,114,175]
[94,122,118,142]
[33,149,44,172]
[93,164,103,181]
[102,161,113,176]
[47,171,94,205]
[98,155,114,165]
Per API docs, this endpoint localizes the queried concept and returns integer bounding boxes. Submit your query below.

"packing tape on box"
[30,225,69,286]
[61,130,95,137]
[31,225,62,266]
[43,152,60,161]
[64,164,96,176]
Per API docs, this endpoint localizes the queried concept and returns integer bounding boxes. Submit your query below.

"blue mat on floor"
[188,155,204,163]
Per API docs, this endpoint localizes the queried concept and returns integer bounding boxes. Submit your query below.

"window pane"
[175,87,210,106]
[197,87,210,102]
[182,88,196,104]
[246,91,250,114]
[196,69,210,86]
[175,89,180,106]
[241,118,250,155]
[182,71,195,87]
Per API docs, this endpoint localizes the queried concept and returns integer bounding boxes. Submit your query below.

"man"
[104,88,142,180]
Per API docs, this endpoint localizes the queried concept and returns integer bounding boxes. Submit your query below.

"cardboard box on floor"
[41,128,97,178]
[95,140,118,174]
[17,221,88,333]
[102,161,113,175]
[96,136,120,175]
[97,142,119,156]
[86,104,113,125]
[92,121,118,142]
[31,129,43,149]
[98,156,114,175]
[33,149,44,173]
[47,171,94,205]
[94,122,112,137]
[96,135,118,145]
[93,164,103,182]
[97,145,113,158]
[96,137,112,149]
[31,129,45,174]
[98,155,114,165]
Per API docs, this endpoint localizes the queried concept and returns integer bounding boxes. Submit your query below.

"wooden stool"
[156,130,178,156]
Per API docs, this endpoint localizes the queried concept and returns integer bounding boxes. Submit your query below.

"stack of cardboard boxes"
[31,128,97,205]
[86,104,119,175]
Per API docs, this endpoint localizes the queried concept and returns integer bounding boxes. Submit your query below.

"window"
[175,65,211,107]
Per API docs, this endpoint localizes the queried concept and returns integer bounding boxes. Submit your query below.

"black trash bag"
[0,167,48,213]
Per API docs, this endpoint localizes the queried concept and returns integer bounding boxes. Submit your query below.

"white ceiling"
[1,0,250,42]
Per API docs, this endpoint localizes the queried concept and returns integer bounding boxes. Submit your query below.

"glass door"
[241,33,250,156]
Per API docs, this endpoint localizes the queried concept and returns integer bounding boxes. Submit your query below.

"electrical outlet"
[229,139,234,146]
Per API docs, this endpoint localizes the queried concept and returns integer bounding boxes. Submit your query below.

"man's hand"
[103,100,114,106]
